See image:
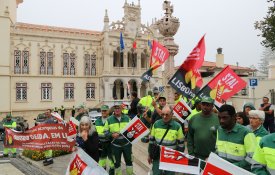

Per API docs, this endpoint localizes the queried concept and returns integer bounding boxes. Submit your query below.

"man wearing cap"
[248,110,268,143]
[75,104,86,121]
[104,103,133,175]
[95,105,114,175]
[187,97,219,162]
[3,113,17,158]
[216,104,256,171]
[151,95,167,125]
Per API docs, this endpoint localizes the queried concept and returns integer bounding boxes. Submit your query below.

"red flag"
[196,66,247,104]
[173,98,192,123]
[149,40,170,68]
[159,146,200,174]
[168,35,205,98]
[132,40,137,49]
[120,116,150,144]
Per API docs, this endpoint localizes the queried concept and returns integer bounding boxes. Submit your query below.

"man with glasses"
[95,105,114,175]
[148,105,184,175]
[104,103,133,175]
[187,97,219,163]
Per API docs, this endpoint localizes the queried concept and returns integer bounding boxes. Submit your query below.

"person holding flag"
[95,105,114,175]
[148,105,184,175]
[216,104,257,171]
[104,103,133,175]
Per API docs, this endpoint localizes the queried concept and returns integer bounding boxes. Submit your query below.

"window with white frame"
[64,83,74,100]
[40,51,53,75]
[14,50,29,74]
[41,83,52,100]
[86,83,95,99]
[84,54,96,76]
[16,83,27,101]
[63,53,75,75]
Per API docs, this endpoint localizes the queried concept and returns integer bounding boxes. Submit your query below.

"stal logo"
[186,48,200,61]
[69,155,87,175]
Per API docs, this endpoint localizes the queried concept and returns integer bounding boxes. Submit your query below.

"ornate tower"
[156,0,180,103]
[123,0,141,37]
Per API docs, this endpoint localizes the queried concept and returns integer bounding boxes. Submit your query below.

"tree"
[258,47,275,74]
[255,0,275,50]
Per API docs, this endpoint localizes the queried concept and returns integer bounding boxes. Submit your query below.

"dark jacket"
[76,132,99,162]
[128,97,140,117]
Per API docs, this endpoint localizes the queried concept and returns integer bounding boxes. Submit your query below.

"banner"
[68,120,77,139]
[196,66,247,106]
[168,35,205,99]
[120,116,150,144]
[202,152,254,175]
[66,148,108,175]
[159,146,201,175]
[173,98,192,123]
[141,40,170,81]
[4,123,75,151]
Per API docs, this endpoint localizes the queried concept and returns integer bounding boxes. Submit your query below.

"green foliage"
[22,149,71,161]
[255,0,275,50]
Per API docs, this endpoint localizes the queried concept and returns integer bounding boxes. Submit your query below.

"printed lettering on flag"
[169,36,205,99]
[173,98,192,123]
[68,120,77,138]
[202,153,254,175]
[121,116,150,144]
[196,66,247,103]
[159,86,165,92]
[66,148,108,175]
[160,146,200,175]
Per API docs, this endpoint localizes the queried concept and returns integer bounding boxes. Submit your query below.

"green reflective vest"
[104,114,130,146]
[216,123,256,171]
[252,125,269,143]
[139,95,154,112]
[149,119,184,156]
[252,133,275,175]
[3,120,16,129]
[95,117,109,142]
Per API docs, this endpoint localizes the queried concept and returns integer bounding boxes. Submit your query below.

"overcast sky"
[17,0,269,68]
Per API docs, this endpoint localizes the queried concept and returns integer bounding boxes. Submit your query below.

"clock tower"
[123,0,141,36]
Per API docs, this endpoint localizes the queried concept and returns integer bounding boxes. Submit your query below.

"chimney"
[268,59,275,79]
[216,47,224,68]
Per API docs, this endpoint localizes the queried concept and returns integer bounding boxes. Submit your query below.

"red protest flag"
[169,35,205,99]
[196,66,247,105]
[159,146,201,174]
[149,40,170,68]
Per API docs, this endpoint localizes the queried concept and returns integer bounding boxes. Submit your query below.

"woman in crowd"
[236,112,250,126]
[76,115,99,162]
[248,110,268,143]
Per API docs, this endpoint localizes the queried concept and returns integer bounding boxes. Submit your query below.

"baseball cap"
[101,105,109,111]
[153,87,160,94]
[158,95,166,100]
[201,97,214,104]
[113,101,122,107]
[6,113,12,118]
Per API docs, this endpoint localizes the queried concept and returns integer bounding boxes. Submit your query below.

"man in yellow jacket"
[3,113,17,158]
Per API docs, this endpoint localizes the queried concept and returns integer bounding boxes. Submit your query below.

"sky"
[17,0,270,68]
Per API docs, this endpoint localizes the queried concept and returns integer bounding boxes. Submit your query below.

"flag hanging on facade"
[159,146,201,175]
[120,116,150,144]
[120,32,125,52]
[202,153,254,175]
[196,65,247,107]
[141,40,170,81]
[66,148,108,175]
[168,35,205,99]
[173,98,192,123]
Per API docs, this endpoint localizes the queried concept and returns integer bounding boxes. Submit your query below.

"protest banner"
[173,98,192,123]
[4,123,75,151]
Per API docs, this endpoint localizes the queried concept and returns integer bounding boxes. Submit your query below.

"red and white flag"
[66,148,108,175]
[202,153,254,175]
[120,116,150,144]
[173,98,192,123]
[159,146,201,175]
[68,120,77,139]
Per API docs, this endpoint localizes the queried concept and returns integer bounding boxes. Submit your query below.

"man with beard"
[216,104,256,171]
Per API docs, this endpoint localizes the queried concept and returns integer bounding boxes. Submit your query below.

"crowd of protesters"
[2,88,275,175]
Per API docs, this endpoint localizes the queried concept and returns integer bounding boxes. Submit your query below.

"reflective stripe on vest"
[3,122,16,129]
[151,126,184,147]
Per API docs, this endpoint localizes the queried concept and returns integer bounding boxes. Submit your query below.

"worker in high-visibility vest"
[247,110,268,143]
[3,113,17,158]
[251,133,275,175]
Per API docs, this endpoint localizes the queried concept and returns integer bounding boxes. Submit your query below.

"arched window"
[14,50,29,74]
[63,52,75,75]
[127,50,137,67]
[113,48,123,67]
[141,52,148,68]
[40,51,53,75]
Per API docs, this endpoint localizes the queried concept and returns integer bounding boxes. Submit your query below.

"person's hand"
[147,156,152,164]
[112,132,120,139]
[71,146,78,152]
[81,130,88,141]
[152,100,157,107]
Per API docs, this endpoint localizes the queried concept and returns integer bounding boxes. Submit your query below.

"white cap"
[248,110,265,121]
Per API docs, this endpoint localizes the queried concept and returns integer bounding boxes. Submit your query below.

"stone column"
[124,84,128,100]
[137,83,141,98]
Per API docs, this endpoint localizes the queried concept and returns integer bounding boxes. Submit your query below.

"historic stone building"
[0,0,164,117]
